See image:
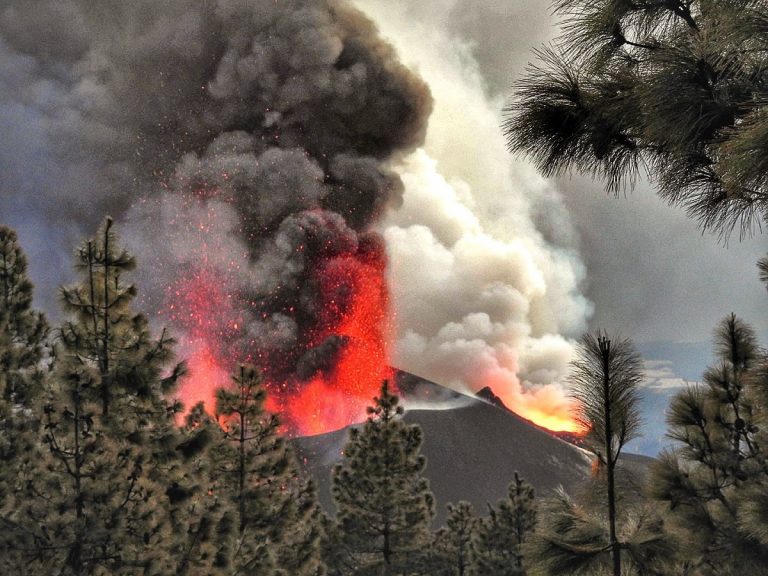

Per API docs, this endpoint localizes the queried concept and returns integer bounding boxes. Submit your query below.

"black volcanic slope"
[292,371,614,522]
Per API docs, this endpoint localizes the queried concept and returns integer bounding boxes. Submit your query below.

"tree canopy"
[331,380,434,575]
[504,0,768,238]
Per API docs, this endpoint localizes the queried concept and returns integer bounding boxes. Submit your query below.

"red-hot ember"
[163,268,240,417]
[159,205,576,438]
[268,249,394,436]
[163,231,393,437]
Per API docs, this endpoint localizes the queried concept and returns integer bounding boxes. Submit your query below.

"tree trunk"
[101,221,111,415]
[600,337,621,576]
[238,399,246,535]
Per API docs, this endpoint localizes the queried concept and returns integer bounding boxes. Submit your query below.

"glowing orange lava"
[268,247,394,436]
[487,381,583,434]
[516,406,583,434]
[162,224,392,436]
[162,268,242,417]
[184,344,229,416]
[159,204,575,438]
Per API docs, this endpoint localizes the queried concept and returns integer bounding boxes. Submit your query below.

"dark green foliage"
[0,226,48,500]
[8,362,165,574]
[212,364,324,575]
[569,333,643,575]
[538,332,645,575]
[472,473,536,576]
[0,227,49,569]
[530,489,610,575]
[331,380,434,575]
[504,0,768,237]
[530,488,672,576]
[430,501,477,576]
[0,221,328,575]
[569,333,643,463]
[0,226,48,407]
[58,218,185,419]
[166,403,234,576]
[649,314,768,574]
[0,220,189,575]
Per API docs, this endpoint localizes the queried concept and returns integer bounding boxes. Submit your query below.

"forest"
[0,225,766,575]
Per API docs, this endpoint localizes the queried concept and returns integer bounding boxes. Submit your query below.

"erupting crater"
[163,227,394,437]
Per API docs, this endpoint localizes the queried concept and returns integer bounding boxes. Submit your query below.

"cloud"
[642,360,693,390]
[406,0,768,344]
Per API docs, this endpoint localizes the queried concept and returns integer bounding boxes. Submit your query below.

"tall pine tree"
[212,364,324,575]
[530,333,671,575]
[2,219,188,574]
[331,380,434,575]
[0,226,49,569]
[472,473,536,576]
[0,226,48,407]
[431,502,477,576]
[649,314,768,574]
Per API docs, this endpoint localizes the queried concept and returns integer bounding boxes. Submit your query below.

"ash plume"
[1,0,595,433]
[0,0,431,428]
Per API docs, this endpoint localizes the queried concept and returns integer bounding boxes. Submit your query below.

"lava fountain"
[267,240,393,436]
[158,197,395,436]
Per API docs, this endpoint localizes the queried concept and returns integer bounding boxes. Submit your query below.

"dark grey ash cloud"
[3,0,763,442]
[0,0,432,414]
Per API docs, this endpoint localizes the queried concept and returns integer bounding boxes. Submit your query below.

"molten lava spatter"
[163,267,244,416]
[158,200,393,436]
[268,243,394,436]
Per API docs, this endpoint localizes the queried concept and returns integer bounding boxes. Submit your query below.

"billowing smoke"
[357,0,593,431]
[1,0,593,435]
[0,0,431,434]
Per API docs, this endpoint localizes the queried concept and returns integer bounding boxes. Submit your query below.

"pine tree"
[504,0,768,237]
[571,333,642,576]
[1,219,188,574]
[431,501,477,576]
[649,314,768,574]
[212,364,324,575]
[167,402,235,576]
[57,217,180,419]
[331,380,435,575]
[0,226,49,570]
[0,225,48,407]
[472,473,536,576]
[530,487,671,576]
[529,332,671,575]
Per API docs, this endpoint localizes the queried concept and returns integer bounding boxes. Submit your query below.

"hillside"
[293,370,653,523]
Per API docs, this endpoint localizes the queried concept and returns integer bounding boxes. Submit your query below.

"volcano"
[292,369,652,522]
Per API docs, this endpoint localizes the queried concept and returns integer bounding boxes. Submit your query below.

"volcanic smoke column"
[123,1,433,435]
[0,0,431,435]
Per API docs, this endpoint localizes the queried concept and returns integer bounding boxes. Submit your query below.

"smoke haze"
[0,0,435,431]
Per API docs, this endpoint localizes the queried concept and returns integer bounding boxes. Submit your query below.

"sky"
[0,0,765,453]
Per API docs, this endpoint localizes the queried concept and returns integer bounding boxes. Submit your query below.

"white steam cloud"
[357,0,593,428]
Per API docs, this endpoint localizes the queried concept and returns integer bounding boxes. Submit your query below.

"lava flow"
[164,247,581,437]
[495,388,582,434]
